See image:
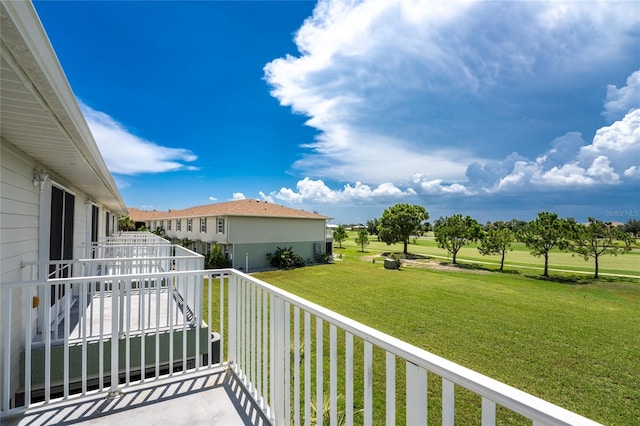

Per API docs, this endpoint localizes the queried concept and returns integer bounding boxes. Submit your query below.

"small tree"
[478,227,514,271]
[378,203,429,255]
[366,218,380,236]
[519,212,568,277]
[355,229,370,252]
[207,242,231,269]
[433,214,482,264]
[333,225,348,248]
[623,219,640,238]
[568,218,632,278]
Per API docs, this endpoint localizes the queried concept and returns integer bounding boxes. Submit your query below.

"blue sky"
[34,1,639,225]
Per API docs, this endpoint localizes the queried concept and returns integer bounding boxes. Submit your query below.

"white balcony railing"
[2,265,601,425]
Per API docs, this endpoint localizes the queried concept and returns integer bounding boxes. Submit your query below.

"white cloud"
[624,166,640,179]
[80,102,198,175]
[208,196,217,202]
[258,191,275,203]
[603,70,640,123]
[231,192,246,200]
[265,0,638,186]
[268,177,415,204]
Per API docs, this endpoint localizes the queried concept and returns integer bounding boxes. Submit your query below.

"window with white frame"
[177,219,182,232]
[187,218,193,232]
[167,219,172,231]
[200,217,207,233]
[217,217,225,234]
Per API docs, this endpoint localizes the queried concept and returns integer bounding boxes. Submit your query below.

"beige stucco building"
[129,200,332,270]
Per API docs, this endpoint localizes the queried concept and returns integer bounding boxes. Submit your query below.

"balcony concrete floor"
[3,369,269,426]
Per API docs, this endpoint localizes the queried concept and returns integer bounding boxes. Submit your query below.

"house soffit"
[0,2,127,215]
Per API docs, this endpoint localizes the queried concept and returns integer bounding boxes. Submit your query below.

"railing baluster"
[304,312,311,426]
[293,306,301,426]
[44,284,51,402]
[386,351,395,425]
[482,397,496,426]
[364,341,373,426]
[141,277,147,382]
[330,324,337,426]
[81,281,88,394]
[406,361,427,425]
[110,279,120,395]
[269,292,276,420]
[443,378,455,426]
[273,297,286,425]
[2,288,12,411]
[345,332,354,426]
[284,301,291,426]
[227,273,236,372]
[256,286,263,404]
[169,275,175,376]
[316,317,323,426]
[250,283,256,393]
[64,282,71,399]
[25,286,33,406]
[155,277,161,378]
[262,290,269,409]
[125,279,131,384]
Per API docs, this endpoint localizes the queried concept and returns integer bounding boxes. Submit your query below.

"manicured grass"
[252,244,640,425]
[347,232,640,277]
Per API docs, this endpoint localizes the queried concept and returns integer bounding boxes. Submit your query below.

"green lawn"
[249,240,640,425]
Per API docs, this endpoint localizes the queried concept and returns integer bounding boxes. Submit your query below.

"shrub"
[266,246,305,269]
[314,252,333,264]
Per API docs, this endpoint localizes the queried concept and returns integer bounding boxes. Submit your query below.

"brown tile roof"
[128,199,331,222]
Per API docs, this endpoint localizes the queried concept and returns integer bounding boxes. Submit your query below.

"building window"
[167,219,172,231]
[177,219,182,232]
[217,217,225,234]
[200,217,207,233]
[187,218,193,232]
